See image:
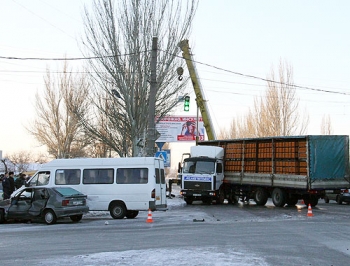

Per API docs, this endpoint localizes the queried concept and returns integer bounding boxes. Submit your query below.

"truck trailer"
[179,135,350,207]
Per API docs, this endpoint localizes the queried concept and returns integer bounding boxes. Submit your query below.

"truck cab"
[180,146,224,204]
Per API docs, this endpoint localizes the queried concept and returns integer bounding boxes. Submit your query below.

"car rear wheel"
[110,203,126,219]
[70,215,83,222]
[44,209,57,225]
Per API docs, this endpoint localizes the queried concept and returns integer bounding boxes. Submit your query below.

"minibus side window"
[55,169,81,185]
[116,168,148,184]
[83,169,114,184]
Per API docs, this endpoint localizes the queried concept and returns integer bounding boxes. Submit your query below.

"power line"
[0,51,145,61]
[2,48,350,96]
[164,50,350,96]
[12,0,76,40]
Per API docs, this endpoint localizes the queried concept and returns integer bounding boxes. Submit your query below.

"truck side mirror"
[178,162,182,173]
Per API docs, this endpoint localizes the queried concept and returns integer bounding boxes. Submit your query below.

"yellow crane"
[178,40,216,141]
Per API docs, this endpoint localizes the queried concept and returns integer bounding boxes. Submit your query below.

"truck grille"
[184,181,212,190]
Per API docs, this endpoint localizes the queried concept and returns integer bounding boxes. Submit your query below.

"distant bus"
[26,157,167,219]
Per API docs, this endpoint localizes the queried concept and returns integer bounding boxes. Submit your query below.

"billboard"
[155,116,205,142]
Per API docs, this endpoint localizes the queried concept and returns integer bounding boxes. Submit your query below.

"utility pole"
[146,37,158,156]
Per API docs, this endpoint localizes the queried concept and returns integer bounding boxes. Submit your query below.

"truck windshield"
[183,161,215,174]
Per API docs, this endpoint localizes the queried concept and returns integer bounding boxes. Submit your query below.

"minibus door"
[155,160,167,209]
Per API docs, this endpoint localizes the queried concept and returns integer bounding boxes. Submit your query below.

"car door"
[7,188,33,219]
[28,188,49,217]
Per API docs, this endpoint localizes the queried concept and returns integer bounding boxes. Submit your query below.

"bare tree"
[7,150,32,173]
[27,62,91,158]
[221,60,308,139]
[217,118,240,139]
[1,157,18,173]
[0,158,9,173]
[33,153,50,165]
[76,0,198,157]
[320,114,333,135]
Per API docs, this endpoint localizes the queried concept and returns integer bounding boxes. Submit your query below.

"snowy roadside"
[35,185,269,266]
[40,246,269,266]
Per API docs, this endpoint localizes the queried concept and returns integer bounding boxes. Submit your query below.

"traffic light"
[184,96,190,111]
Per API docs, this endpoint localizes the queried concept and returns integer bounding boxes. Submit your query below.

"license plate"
[72,201,83,205]
[193,194,201,196]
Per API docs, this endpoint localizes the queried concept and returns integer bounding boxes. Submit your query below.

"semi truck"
[179,135,350,207]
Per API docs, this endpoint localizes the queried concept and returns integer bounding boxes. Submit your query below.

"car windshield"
[53,187,84,197]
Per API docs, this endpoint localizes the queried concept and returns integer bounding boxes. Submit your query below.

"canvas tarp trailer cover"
[308,135,349,181]
[198,135,350,183]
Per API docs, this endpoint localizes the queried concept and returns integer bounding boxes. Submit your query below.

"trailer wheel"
[336,196,343,205]
[286,194,299,206]
[324,196,330,204]
[254,188,268,206]
[184,197,193,205]
[303,196,318,207]
[272,188,286,207]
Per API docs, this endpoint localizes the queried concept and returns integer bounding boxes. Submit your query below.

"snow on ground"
[37,185,269,265]
[40,247,269,266]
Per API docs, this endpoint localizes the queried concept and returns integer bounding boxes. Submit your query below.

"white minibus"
[27,157,167,219]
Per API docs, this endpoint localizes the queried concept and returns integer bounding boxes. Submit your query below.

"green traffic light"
[184,96,190,111]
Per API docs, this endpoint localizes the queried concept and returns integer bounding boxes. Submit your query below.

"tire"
[110,203,126,219]
[336,196,343,205]
[125,210,139,219]
[324,196,329,204]
[217,187,225,204]
[184,197,193,205]
[228,189,238,204]
[44,209,57,225]
[286,194,299,206]
[310,196,318,207]
[271,188,286,207]
[254,188,268,206]
[303,196,318,207]
[0,209,5,224]
[70,215,83,222]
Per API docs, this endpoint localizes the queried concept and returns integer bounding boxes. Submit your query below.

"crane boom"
[178,40,216,140]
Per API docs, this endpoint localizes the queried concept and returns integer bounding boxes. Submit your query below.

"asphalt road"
[0,196,350,265]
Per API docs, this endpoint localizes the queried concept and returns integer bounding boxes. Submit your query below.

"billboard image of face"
[155,116,205,142]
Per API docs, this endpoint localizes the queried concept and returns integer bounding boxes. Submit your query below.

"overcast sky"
[1,0,350,166]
